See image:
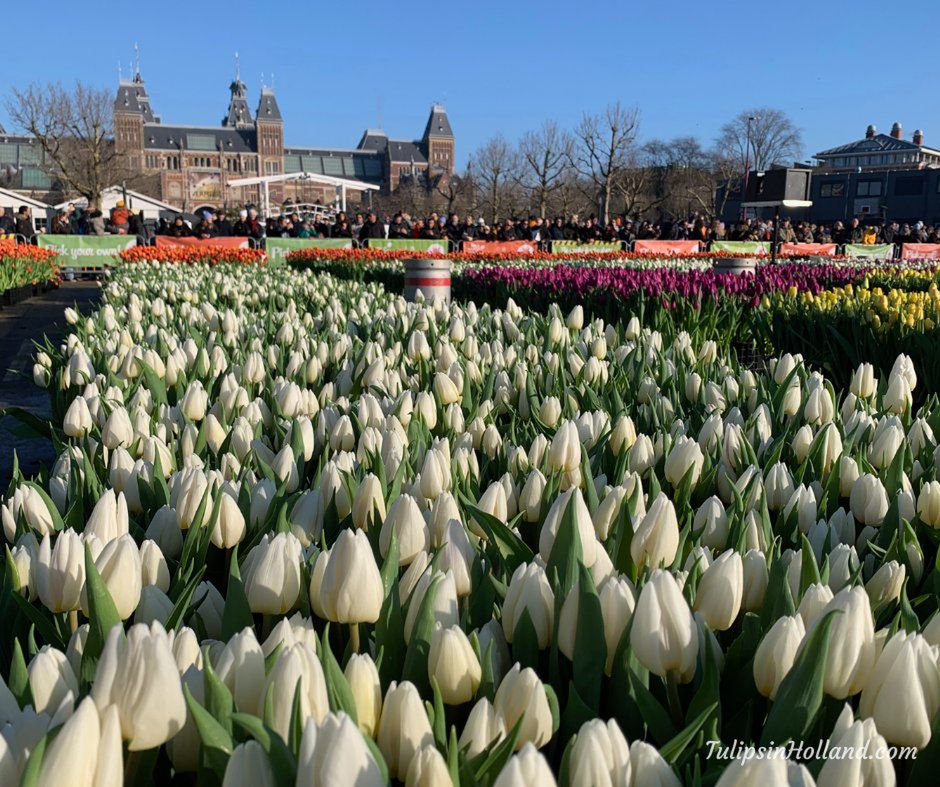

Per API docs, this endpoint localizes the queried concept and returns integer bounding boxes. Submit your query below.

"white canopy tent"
[0,187,53,230]
[53,187,179,221]
[226,171,380,217]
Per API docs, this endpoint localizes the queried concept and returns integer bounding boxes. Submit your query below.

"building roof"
[387,140,428,164]
[114,75,156,123]
[357,129,389,152]
[422,104,453,139]
[816,133,924,158]
[143,125,257,153]
[256,88,282,122]
[223,79,254,129]
[282,147,384,182]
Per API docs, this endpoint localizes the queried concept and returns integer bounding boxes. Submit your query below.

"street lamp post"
[741,115,757,221]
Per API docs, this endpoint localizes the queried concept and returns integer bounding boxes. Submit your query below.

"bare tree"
[641,136,720,219]
[5,81,134,209]
[716,108,803,172]
[515,121,573,218]
[470,135,516,224]
[570,102,640,224]
[434,172,476,216]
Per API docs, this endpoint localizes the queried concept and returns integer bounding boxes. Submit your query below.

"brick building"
[112,68,455,212]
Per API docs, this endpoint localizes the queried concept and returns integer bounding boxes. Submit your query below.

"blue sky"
[2,0,938,165]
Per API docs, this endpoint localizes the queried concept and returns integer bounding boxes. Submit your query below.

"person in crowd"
[195,212,218,239]
[0,209,14,236]
[350,212,365,237]
[359,212,386,242]
[109,200,130,234]
[88,210,105,236]
[215,210,233,236]
[388,213,411,239]
[168,215,190,238]
[51,210,72,234]
[459,216,477,242]
[14,206,35,242]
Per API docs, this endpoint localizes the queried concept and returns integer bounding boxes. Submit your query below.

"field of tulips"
[3,259,940,785]
[0,240,60,298]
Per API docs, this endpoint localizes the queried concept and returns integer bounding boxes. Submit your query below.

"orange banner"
[901,243,940,260]
[462,240,539,254]
[779,243,838,256]
[632,240,701,254]
[155,236,250,249]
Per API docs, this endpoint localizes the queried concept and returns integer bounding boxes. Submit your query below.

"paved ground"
[0,280,101,488]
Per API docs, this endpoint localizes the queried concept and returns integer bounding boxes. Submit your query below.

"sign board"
[368,238,449,253]
[37,235,136,269]
[551,241,622,253]
[265,237,353,265]
[709,241,770,255]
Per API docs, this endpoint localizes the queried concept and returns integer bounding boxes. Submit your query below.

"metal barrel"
[713,257,758,275]
[403,258,451,303]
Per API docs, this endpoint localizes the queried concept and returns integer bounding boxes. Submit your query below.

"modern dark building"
[720,122,940,226]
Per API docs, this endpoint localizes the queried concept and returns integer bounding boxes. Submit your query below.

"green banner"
[368,238,449,253]
[844,243,895,259]
[709,241,771,255]
[265,237,353,265]
[37,235,136,268]
[551,241,622,253]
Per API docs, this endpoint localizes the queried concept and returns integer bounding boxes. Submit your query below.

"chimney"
[865,124,876,139]
[913,129,924,146]
[890,122,902,140]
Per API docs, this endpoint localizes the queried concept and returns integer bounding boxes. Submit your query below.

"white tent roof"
[0,186,52,212]
[52,187,178,213]
[227,171,380,192]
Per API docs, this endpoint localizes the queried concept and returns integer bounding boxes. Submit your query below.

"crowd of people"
[6,201,940,250]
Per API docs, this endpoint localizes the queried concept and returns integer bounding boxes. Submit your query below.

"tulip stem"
[68,610,78,633]
[349,623,360,654]
[666,671,682,723]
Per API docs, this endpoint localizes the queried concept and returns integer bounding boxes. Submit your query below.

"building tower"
[223,54,254,129]
[256,85,284,204]
[113,66,155,171]
[421,104,455,177]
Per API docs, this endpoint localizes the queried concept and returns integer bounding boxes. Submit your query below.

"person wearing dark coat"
[359,213,386,242]
[14,207,35,242]
[169,216,191,237]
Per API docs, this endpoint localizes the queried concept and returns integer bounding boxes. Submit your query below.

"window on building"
[0,143,18,163]
[145,155,160,169]
[187,134,218,152]
[819,182,844,198]
[264,160,280,175]
[894,176,924,196]
[21,168,51,189]
[856,180,882,197]
[226,158,241,173]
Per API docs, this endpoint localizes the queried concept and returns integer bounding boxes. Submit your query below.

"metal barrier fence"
[13,232,940,261]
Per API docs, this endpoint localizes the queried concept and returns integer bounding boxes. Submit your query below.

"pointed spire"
[223,56,253,129]
[133,42,141,81]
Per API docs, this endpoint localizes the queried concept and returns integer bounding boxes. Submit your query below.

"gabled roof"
[143,125,257,153]
[357,129,389,152]
[816,133,922,157]
[388,140,427,164]
[422,104,452,140]
[257,88,282,122]
[114,76,156,123]
[0,186,51,211]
